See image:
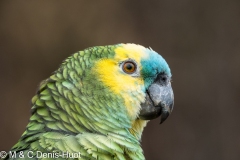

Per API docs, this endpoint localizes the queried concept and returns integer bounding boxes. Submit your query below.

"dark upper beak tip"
[159,97,174,124]
[160,112,169,124]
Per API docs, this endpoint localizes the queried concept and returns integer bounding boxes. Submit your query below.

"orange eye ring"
[122,61,137,74]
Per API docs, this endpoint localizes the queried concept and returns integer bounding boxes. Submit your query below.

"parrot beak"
[139,79,174,124]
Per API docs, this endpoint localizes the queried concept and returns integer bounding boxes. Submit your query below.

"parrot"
[4,43,174,160]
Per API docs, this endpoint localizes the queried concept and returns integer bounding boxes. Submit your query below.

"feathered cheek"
[121,89,145,120]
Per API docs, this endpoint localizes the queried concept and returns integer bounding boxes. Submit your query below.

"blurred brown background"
[0,1,240,160]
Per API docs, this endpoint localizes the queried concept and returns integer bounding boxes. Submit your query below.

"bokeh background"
[0,1,240,160]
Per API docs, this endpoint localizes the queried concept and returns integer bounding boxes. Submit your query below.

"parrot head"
[91,44,174,123]
[69,43,174,139]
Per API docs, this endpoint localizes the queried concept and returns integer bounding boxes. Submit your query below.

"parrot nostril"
[161,77,166,82]
[157,73,169,85]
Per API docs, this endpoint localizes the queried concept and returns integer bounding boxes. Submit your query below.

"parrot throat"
[130,119,148,140]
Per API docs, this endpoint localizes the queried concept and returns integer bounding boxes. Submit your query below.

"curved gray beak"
[139,82,174,124]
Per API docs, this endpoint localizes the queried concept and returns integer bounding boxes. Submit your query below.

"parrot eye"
[122,61,137,74]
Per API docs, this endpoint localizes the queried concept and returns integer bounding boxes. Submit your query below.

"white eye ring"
[120,59,140,77]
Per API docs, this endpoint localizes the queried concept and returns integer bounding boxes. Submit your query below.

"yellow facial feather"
[114,43,148,64]
[93,44,149,120]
